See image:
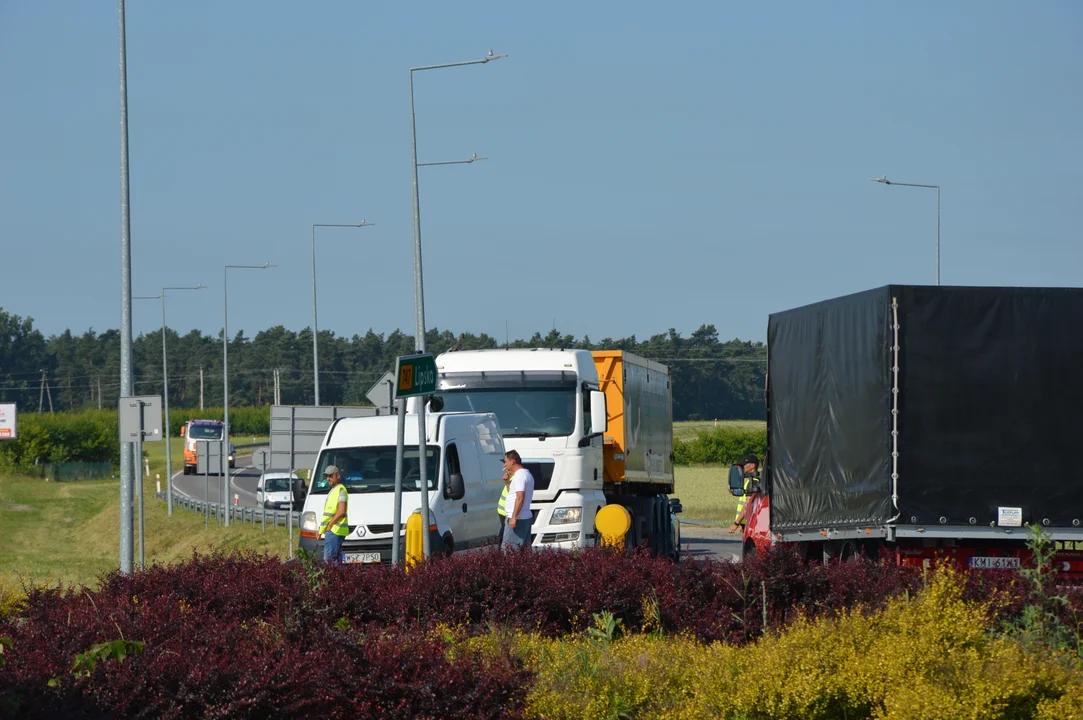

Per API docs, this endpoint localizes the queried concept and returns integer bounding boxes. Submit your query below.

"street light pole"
[407,49,506,560]
[223,263,274,527]
[159,285,204,515]
[311,222,374,406]
[871,176,941,286]
[117,0,135,575]
[409,50,506,354]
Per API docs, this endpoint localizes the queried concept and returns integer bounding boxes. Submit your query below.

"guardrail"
[161,491,301,530]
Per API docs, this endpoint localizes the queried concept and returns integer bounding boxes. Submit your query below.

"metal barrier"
[163,492,301,529]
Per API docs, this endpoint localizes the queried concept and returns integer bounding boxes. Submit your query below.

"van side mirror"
[179,426,186,437]
[590,390,608,435]
[293,478,308,503]
[728,465,745,496]
[446,472,465,501]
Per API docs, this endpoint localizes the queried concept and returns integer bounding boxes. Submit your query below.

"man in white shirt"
[502,449,534,550]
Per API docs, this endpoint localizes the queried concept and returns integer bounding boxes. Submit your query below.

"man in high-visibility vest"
[498,466,511,540]
[728,454,760,533]
[319,465,349,563]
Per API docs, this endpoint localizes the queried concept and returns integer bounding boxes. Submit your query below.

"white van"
[297,411,506,563]
[256,471,301,509]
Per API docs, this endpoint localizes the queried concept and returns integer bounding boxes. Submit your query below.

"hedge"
[0,411,120,475]
[2,548,1080,718]
[0,407,270,474]
[674,426,767,466]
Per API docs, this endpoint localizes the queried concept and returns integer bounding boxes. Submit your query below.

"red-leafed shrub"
[5,545,1072,717]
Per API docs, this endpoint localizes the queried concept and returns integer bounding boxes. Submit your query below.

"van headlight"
[301,511,318,532]
[551,507,582,525]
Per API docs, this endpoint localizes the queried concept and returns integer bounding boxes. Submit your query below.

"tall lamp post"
[870,176,941,286]
[311,222,374,406]
[405,49,506,560]
[223,263,274,526]
[155,285,205,514]
[135,285,205,518]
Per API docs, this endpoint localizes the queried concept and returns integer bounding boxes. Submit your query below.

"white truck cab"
[297,411,506,563]
[430,349,610,551]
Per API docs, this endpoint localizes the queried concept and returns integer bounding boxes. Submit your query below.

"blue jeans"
[323,532,344,563]
[502,516,532,549]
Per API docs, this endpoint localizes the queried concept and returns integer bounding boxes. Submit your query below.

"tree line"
[0,308,766,421]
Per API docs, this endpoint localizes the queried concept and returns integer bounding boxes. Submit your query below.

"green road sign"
[395,353,437,398]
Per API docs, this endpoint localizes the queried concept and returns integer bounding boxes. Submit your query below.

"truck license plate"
[343,552,382,564]
[968,556,1020,570]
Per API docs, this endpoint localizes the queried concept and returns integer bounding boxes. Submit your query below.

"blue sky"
[1,1,1080,344]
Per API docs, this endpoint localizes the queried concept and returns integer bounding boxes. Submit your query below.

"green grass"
[673,464,740,525]
[0,471,292,589]
[673,420,765,443]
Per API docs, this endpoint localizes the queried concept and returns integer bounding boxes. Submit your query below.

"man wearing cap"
[320,465,349,563]
[729,454,760,534]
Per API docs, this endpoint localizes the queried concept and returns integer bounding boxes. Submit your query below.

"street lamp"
[311,222,374,406]
[406,49,506,561]
[223,263,274,526]
[870,175,941,286]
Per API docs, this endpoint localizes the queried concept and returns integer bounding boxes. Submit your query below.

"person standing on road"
[502,450,534,550]
[728,454,760,534]
[319,465,349,563]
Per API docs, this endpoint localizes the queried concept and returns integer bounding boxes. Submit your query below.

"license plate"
[968,556,1020,570]
[342,552,382,564]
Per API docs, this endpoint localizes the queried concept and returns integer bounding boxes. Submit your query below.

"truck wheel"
[741,540,757,562]
[840,540,858,563]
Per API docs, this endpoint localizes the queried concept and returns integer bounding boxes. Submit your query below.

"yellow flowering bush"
[471,568,1083,720]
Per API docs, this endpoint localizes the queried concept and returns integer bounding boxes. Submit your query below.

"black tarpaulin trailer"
[766,285,1083,538]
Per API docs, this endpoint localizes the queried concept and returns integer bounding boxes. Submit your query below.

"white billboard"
[0,403,16,439]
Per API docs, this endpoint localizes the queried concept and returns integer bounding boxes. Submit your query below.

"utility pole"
[199,364,204,410]
[39,370,45,413]
[45,375,54,414]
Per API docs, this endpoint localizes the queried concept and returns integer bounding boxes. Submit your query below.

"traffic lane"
[679,522,742,563]
[171,454,257,505]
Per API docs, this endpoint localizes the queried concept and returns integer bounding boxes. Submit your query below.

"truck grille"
[367,524,395,535]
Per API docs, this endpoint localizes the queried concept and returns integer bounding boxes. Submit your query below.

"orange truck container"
[593,351,675,494]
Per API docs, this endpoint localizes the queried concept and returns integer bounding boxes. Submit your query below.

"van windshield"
[188,425,223,440]
[311,446,440,494]
[264,477,294,493]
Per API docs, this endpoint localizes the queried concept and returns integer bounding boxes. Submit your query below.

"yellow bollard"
[405,511,423,571]
[595,504,632,551]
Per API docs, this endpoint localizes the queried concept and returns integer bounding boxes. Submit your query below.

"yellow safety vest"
[497,483,509,517]
[321,485,349,537]
[734,475,753,523]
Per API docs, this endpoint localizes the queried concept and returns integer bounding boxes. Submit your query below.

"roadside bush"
[0,410,119,474]
[485,569,1083,720]
[4,550,1083,718]
[674,425,766,465]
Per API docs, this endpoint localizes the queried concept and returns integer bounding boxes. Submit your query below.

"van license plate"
[343,552,382,564]
[968,556,1020,570]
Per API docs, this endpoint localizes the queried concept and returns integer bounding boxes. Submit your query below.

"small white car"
[256,471,301,509]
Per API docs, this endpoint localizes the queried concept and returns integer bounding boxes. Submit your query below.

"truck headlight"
[551,507,582,525]
[301,511,318,532]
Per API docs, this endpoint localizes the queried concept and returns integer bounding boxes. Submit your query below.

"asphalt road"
[171,453,742,562]
[171,452,264,508]
[679,521,742,563]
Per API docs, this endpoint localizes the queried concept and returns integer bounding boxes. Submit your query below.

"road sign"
[366,370,397,409]
[250,447,271,473]
[395,353,436,398]
[0,403,16,439]
[119,396,163,442]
